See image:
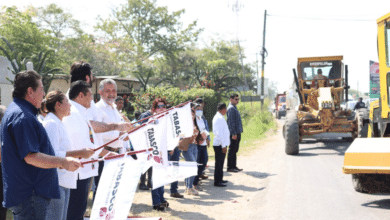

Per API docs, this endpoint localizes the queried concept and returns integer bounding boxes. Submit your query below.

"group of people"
[133,94,244,212]
[0,60,245,219]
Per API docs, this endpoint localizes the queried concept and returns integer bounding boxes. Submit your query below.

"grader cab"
[343,12,390,193]
[283,56,364,155]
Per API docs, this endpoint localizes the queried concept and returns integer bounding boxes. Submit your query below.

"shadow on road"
[298,138,352,156]
[361,199,390,210]
[131,203,215,220]
[244,171,276,179]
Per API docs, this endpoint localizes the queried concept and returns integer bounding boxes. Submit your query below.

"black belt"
[104,146,120,153]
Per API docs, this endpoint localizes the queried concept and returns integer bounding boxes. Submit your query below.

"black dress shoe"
[227,168,238,173]
[221,180,228,183]
[139,185,149,190]
[153,204,165,211]
[214,182,227,187]
[162,201,169,208]
[234,167,243,171]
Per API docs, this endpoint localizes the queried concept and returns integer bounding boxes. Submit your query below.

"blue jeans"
[151,186,165,206]
[66,178,92,220]
[193,145,208,186]
[46,186,70,220]
[182,144,198,189]
[9,192,51,220]
[168,148,181,194]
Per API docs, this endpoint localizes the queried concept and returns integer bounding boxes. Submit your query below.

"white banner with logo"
[128,115,169,172]
[152,161,198,190]
[166,103,193,151]
[90,156,145,220]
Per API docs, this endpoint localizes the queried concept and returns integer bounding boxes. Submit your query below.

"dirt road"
[129,120,390,220]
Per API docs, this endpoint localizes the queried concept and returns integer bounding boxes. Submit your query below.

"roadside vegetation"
[208,100,277,160]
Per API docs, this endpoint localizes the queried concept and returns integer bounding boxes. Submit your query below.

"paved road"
[248,119,390,220]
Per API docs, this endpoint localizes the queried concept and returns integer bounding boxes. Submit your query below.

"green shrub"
[127,86,221,129]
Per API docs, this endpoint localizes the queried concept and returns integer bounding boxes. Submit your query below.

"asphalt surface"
[248,119,390,220]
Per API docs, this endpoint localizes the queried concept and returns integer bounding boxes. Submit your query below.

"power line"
[268,14,375,22]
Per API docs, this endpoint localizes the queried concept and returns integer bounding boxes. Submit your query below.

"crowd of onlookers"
[0,61,244,219]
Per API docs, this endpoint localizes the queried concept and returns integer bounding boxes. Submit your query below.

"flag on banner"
[152,161,198,190]
[90,156,145,220]
[166,103,193,151]
[128,114,169,169]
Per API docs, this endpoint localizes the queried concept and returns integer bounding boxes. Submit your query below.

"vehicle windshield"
[279,96,286,103]
[300,60,342,80]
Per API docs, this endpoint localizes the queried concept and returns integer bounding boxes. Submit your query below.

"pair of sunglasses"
[157,105,166,109]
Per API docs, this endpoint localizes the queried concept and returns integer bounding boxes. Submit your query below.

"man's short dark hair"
[12,70,42,99]
[217,103,227,111]
[194,98,204,104]
[70,61,92,83]
[230,93,239,99]
[69,80,91,100]
[115,96,124,102]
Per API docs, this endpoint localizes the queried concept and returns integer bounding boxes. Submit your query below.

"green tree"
[31,3,83,39]
[0,6,56,69]
[95,0,202,91]
[0,37,62,92]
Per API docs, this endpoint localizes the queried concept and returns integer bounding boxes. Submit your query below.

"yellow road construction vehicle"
[283,56,364,155]
[343,12,390,193]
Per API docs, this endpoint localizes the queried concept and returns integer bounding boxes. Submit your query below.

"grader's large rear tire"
[352,173,390,193]
[356,109,368,138]
[285,110,299,155]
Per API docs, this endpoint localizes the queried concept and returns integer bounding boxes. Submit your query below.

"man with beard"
[93,79,133,200]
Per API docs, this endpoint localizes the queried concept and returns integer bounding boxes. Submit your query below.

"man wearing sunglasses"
[226,94,243,173]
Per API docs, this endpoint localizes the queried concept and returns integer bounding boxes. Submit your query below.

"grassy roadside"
[207,101,277,160]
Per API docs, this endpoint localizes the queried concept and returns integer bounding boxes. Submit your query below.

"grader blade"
[343,138,390,174]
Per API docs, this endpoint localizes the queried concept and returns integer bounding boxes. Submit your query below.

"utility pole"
[238,41,248,92]
[260,9,267,108]
[256,52,260,95]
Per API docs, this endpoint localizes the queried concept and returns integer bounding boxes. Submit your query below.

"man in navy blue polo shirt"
[1,70,81,220]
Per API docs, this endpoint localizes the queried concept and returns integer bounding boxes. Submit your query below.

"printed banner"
[90,156,145,220]
[166,103,193,151]
[152,161,198,190]
[128,115,169,170]
[370,60,380,98]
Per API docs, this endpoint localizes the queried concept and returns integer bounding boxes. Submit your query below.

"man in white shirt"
[212,103,230,187]
[68,61,133,148]
[63,81,112,220]
[94,79,132,199]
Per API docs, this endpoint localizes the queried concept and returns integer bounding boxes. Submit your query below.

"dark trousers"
[140,168,152,187]
[213,146,226,183]
[0,164,7,220]
[92,160,105,201]
[66,177,92,220]
[168,148,181,194]
[227,133,241,169]
[193,145,208,186]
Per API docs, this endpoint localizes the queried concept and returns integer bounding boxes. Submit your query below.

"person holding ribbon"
[42,90,95,220]
[63,81,115,220]
[138,98,170,211]
[1,71,82,220]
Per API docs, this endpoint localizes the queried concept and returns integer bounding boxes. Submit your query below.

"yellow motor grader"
[343,12,390,193]
[283,56,366,155]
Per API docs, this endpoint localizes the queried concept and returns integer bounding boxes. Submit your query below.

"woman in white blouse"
[42,90,95,220]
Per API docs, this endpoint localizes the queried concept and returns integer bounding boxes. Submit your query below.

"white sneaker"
[187,188,199,195]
